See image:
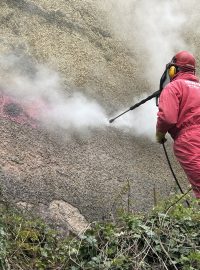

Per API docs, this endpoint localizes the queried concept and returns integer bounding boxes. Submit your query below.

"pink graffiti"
[0,90,46,128]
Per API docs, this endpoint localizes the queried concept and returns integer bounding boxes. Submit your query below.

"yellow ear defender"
[168,65,177,79]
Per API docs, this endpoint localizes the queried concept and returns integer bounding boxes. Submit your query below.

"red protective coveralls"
[157,71,200,198]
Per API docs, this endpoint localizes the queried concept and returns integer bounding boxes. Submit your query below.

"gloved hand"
[156,131,167,144]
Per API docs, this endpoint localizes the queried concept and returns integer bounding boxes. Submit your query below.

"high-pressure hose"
[162,142,190,207]
[162,142,184,194]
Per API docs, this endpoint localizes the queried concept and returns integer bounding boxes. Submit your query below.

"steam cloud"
[98,0,190,87]
[113,97,157,139]
[0,54,107,132]
[0,54,157,140]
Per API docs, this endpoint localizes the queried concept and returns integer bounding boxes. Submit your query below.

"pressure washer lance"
[109,63,169,124]
[109,90,160,123]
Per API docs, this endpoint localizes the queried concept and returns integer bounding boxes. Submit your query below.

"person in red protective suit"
[156,50,200,198]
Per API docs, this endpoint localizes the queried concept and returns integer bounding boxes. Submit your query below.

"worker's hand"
[156,131,167,144]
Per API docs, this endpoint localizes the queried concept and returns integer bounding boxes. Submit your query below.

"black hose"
[162,142,190,207]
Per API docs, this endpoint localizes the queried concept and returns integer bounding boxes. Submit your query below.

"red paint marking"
[0,90,46,128]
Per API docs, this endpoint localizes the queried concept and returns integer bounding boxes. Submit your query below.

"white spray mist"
[111,95,157,141]
[0,54,159,140]
[0,2,198,141]
[98,0,189,87]
[0,54,108,132]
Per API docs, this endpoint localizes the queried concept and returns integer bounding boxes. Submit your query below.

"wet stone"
[3,103,23,117]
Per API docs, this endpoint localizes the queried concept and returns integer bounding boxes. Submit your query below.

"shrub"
[0,203,69,269]
[67,195,200,270]
[0,194,200,269]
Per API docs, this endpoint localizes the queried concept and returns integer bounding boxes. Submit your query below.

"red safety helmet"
[172,51,195,71]
[168,51,196,79]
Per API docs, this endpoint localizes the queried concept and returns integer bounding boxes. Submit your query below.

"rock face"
[17,200,89,235]
[49,200,89,234]
[0,0,198,231]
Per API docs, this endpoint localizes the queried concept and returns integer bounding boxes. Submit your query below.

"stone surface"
[16,200,89,235]
[0,0,198,230]
[49,200,89,234]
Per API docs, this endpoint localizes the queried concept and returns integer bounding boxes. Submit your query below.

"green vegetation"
[0,195,200,270]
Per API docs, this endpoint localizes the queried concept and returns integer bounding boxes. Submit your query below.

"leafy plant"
[67,195,200,270]
[0,194,200,269]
